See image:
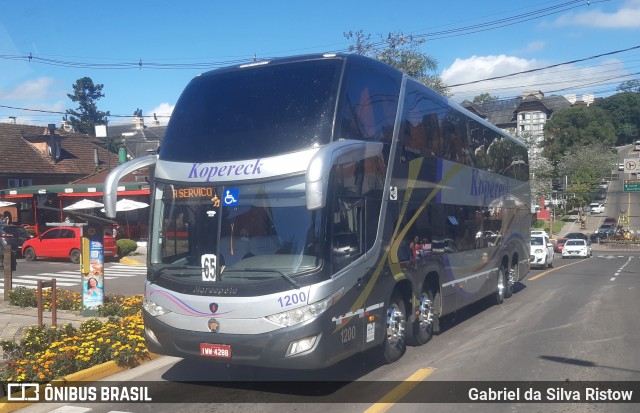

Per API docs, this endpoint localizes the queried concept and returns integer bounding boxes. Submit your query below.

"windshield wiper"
[149,265,200,281]
[223,268,300,289]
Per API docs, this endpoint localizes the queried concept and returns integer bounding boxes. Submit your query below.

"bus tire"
[379,292,406,364]
[408,287,437,346]
[24,247,37,262]
[69,249,81,264]
[495,267,507,305]
[505,263,516,299]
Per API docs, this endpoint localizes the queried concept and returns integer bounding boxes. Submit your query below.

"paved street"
[0,264,147,296]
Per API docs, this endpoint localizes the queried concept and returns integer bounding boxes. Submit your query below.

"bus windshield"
[149,175,323,284]
[160,58,342,163]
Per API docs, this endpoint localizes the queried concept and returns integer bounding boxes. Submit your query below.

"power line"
[448,45,640,88]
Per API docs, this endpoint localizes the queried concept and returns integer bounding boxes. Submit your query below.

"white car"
[531,230,548,237]
[562,239,592,259]
[530,235,554,269]
[589,203,604,214]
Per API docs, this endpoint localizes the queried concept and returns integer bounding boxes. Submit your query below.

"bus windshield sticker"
[201,254,217,281]
[223,188,239,206]
[211,193,221,207]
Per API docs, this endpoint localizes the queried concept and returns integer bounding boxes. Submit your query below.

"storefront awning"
[0,182,149,198]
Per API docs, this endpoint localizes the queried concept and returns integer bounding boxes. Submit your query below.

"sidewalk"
[0,250,147,345]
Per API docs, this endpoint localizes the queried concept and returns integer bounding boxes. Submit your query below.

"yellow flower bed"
[0,294,148,383]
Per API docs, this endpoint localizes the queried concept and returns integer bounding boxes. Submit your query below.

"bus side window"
[332,197,364,272]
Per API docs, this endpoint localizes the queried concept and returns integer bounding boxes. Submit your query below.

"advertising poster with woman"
[83,239,105,308]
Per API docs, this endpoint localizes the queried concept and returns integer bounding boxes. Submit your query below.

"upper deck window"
[162,58,342,163]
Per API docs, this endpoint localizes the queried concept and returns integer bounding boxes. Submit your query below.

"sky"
[1,0,639,129]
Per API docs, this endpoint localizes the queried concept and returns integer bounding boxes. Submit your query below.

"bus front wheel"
[379,292,406,364]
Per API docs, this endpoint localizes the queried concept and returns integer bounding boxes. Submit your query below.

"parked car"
[597,223,616,237]
[553,237,568,253]
[565,232,589,241]
[562,239,592,259]
[22,226,117,264]
[530,234,554,269]
[0,224,31,256]
[589,203,604,214]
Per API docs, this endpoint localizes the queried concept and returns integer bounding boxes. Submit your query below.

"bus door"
[330,195,369,353]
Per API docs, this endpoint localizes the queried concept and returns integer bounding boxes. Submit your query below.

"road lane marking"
[364,368,435,413]
[528,257,592,281]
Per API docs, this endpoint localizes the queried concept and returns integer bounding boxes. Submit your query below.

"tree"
[473,93,498,104]
[542,105,616,163]
[616,80,640,93]
[515,131,553,203]
[556,144,617,208]
[66,77,110,136]
[595,92,640,145]
[344,30,449,96]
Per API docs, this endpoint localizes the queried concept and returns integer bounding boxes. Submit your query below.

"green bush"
[8,287,37,308]
[116,239,138,257]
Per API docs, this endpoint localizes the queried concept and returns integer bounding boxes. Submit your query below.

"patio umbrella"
[64,198,105,210]
[102,199,149,238]
[112,199,149,212]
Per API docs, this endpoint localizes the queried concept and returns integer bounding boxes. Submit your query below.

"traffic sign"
[623,179,640,192]
[623,158,638,174]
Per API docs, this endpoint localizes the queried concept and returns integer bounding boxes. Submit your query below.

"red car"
[22,226,117,264]
[553,237,568,253]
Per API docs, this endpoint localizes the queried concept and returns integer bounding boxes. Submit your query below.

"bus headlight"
[266,288,343,327]
[143,300,169,316]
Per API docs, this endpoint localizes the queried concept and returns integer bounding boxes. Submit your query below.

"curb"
[119,256,145,266]
[0,353,162,413]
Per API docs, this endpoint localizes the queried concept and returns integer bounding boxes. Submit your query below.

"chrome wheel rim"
[386,304,405,347]
[417,294,433,331]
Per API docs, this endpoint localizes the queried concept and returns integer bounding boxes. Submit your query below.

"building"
[461,91,594,154]
[0,122,150,238]
[106,110,166,160]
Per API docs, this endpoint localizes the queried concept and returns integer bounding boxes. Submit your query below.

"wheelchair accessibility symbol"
[223,188,239,206]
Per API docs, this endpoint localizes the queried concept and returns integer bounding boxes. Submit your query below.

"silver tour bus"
[104,53,531,369]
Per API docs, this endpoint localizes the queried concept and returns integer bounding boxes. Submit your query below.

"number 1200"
[277,292,307,307]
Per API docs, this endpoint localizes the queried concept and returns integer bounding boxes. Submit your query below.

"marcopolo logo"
[470,169,510,204]
[188,160,264,182]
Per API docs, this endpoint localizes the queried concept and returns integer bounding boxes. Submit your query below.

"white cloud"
[0,77,55,100]
[517,41,546,55]
[146,102,174,126]
[442,55,541,100]
[442,55,626,102]
[553,0,640,28]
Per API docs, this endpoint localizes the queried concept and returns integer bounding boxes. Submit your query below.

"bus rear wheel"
[408,287,437,346]
[495,267,507,305]
[379,293,406,364]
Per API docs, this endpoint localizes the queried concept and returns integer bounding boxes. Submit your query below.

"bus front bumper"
[143,310,337,369]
